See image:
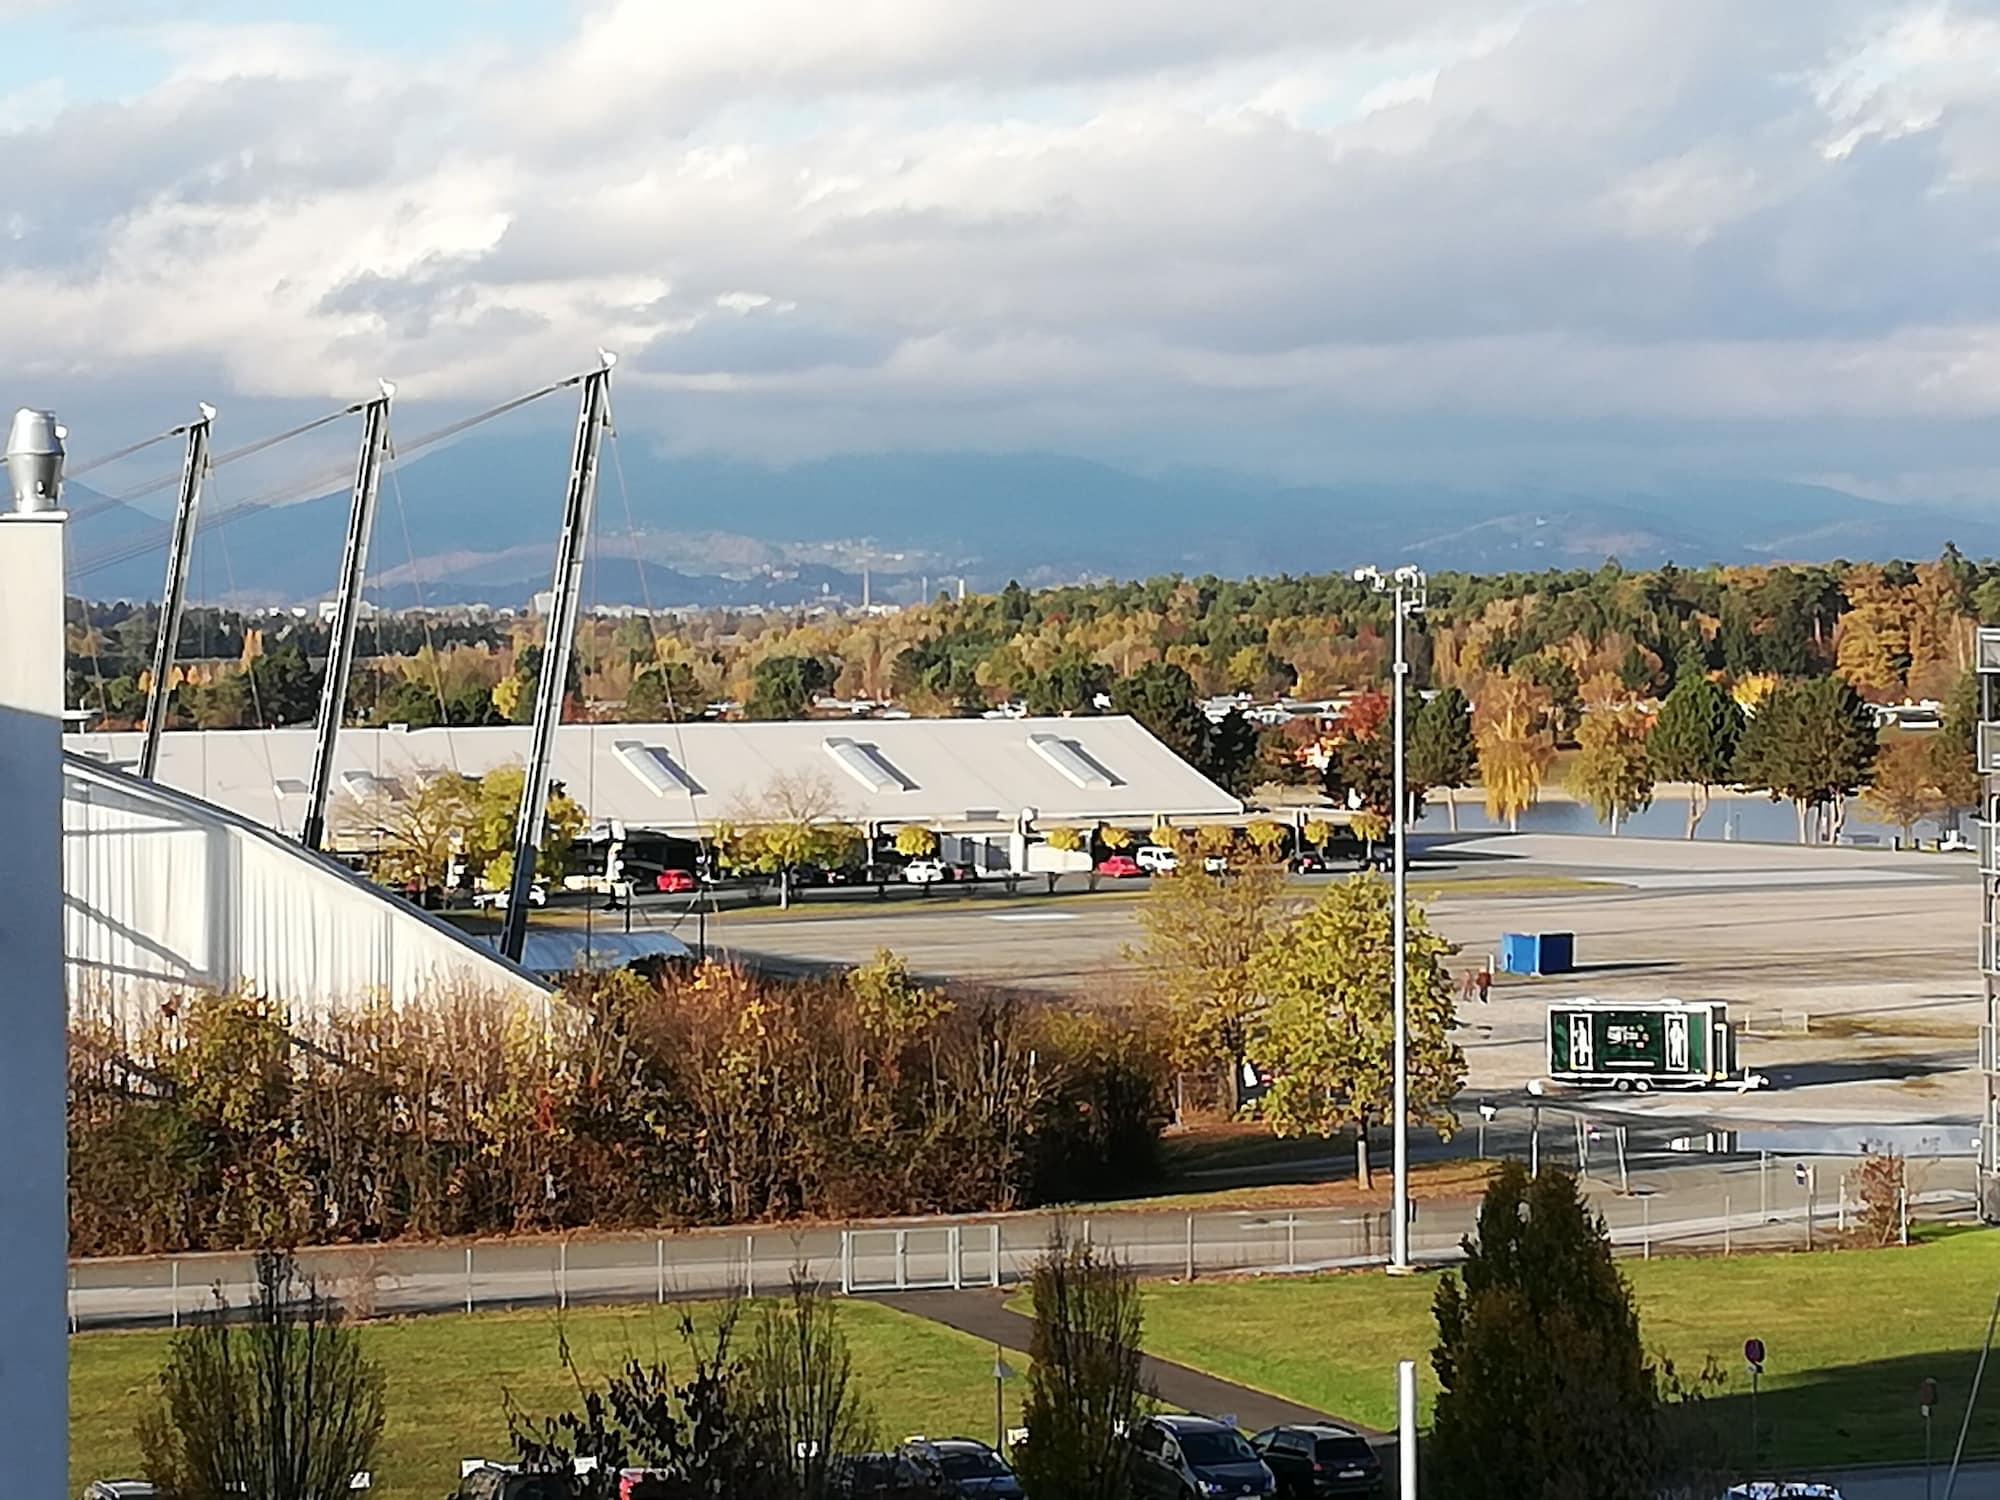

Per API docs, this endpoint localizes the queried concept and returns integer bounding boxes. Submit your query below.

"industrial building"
[67,714,1245,873]
[63,751,555,1026]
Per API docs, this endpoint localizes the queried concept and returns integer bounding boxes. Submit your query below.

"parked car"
[1291,850,1331,875]
[901,858,949,884]
[1203,853,1232,875]
[84,1483,160,1500]
[1249,1423,1382,1497]
[617,1470,676,1500]
[471,882,548,910]
[655,868,698,893]
[458,1463,570,1500]
[828,1451,948,1498]
[897,1436,1024,1497]
[1095,854,1144,878]
[1135,844,1180,874]
[1132,1415,1275,1499]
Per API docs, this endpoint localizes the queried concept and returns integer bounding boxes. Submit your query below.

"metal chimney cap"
[5,407,65,514]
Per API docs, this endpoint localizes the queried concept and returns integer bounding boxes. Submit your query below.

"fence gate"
[839,1226,968,1294]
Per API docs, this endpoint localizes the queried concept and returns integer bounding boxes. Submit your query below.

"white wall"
[0,510,70,1500]
[65,755,550,1026]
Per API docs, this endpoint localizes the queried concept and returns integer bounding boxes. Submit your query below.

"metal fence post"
[465,1246,474,1315]
[559,1240,568,1310]
[657,1238,666,1305]
[1287,1214,1297,1272]
[840,1231,853,1296]
[1724,1195,1731,1256]
[745,1234,754,1299]
[171,1259,180,1330]
[68,1269,77,1334]
[950,1227,963,1291]
[1185,1214,1194,1281]
[895,1230,909,1291]
[1642,1197,1650,1260]
[990,1224,1001,1288]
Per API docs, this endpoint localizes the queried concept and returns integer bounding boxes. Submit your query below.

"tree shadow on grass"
[1663,1343,2000,1478]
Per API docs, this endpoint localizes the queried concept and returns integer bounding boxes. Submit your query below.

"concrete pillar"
[0,422,69,1498]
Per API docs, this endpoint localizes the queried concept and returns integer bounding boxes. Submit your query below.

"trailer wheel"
[1613,1078,1632,1093]
[1635,1079,1652,1093]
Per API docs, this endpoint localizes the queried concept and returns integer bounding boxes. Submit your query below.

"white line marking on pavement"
[988,912,1080,922]
[1605,869,1947,890]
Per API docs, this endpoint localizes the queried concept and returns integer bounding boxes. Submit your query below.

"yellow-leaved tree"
[1128,861,1296,1115]
[1249,874,1463,1187]
[1474,670,1556,831]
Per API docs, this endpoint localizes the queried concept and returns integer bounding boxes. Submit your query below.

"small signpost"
[1745,1337,1766,1467]
[993,1346,1017,1455]
[1919,1377,1938,1500]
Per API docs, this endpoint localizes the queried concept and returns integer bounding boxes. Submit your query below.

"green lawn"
[74,1300,1027,1499]
[1135,1228,2000,1469]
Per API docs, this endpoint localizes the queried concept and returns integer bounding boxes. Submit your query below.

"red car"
[655,869,697,893]
[1096,855,1144,878]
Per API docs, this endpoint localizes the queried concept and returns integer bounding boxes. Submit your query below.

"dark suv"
[1132,1415,1275,1499]
[1249,1425,1383,1498]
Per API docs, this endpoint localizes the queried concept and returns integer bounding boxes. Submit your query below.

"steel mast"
[300,382,395,851]
[500,352,616,961]
[138,403,216,780]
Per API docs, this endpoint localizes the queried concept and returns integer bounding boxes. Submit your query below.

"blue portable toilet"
[1500,931,1575,976]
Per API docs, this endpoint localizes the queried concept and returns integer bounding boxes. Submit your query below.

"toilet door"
[1570,1014,1594,1071]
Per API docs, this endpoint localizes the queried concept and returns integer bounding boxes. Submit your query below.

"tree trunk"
[1686,784,1706,839]
[1224,1055,1243,1117]
[1447,787,1459,832]
[1508,808,1519,833]
[780,868,791,909]
[1355,1126,1372,1191]
[1610,804,1620,837]
[1829,795,1848,844]
[1796,800,1809,845]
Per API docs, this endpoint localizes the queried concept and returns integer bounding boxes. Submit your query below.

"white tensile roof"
[65,715,1242,837]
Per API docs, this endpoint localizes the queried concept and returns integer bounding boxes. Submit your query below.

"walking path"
[874,1288,1375,1436]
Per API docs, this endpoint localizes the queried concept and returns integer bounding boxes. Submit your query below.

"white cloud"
[8,0,2000,495]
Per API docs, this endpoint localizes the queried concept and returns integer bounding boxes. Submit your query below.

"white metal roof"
[65,715,1241,837]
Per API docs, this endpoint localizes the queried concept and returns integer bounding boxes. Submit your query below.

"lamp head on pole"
[5,408,65,514]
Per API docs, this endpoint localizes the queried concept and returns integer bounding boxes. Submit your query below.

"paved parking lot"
[703,832,1984,1134]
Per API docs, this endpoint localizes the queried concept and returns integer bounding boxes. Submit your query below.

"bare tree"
[747,1273,878,1499]
[723,770,863,908]
[1014,1229,1149,1500]
[140,1251,386,1500]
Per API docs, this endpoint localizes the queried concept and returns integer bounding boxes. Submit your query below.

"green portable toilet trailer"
[1546,999,1738,1090]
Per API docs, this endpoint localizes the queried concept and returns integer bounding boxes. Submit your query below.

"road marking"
[1605,869,1948,890]
[988,912,1079,922]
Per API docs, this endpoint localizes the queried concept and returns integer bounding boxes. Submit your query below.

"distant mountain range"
[61,438,2000,607]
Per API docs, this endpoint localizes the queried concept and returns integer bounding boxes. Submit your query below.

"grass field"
[73,1300,1028,1499]
[1135,1228,2000,1470]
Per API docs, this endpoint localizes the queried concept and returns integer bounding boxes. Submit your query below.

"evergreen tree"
[1648,671,1744,837]
[1199,705,1259,795]
[746,654,833,720]
[1409,686,1476,829]
[1430,1164,1660,1500]
[1111,661,1208,764]
[1733,676,1879,843]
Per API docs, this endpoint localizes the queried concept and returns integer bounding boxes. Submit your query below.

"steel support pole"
[301,384,394,851]
[501,355,614,960]
[1391,585,1410,1271]
[139,405,214,780]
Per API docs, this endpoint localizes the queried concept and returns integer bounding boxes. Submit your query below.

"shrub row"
[69,955,1170,1256]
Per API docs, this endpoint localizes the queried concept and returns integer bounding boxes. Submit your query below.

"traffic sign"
[1744,1337,1765,1373]
[1920,1377,1937,1415]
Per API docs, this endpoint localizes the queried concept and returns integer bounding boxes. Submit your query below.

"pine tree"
[1648,671,1744,837]
[1431,1164,1660,1500]
[1409,686,1477,829]
[1734,676,1880,843]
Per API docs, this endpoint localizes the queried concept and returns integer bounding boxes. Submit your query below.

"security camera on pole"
[1353,562,1426,1274]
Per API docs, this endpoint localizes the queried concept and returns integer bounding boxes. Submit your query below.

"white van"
[1135,845,1180,874]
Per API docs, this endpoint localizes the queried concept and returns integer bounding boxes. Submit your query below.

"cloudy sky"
[8,0,2000,501]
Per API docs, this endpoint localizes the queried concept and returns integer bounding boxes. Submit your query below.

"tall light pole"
[1355,563,1426,1273]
